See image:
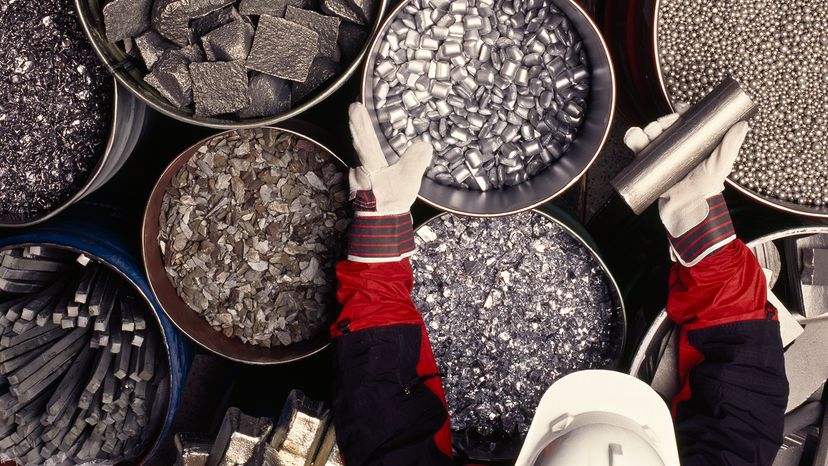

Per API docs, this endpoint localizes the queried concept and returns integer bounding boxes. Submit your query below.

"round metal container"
[601,0,828,219]
[0,202,193,465]
[142,127,348,365]
[414,205,627,462]
[0,81,146,228]
[74,0,388,130]
[629,224,828,398]
[361,0,616,217]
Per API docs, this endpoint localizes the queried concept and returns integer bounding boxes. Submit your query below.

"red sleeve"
[331,259,424,336]
[667,239,769,332]
[668,241,788,465]
[330,259,453,466]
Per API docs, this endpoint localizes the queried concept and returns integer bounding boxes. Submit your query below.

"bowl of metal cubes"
[75,0,386,128]
[361,0,615,216]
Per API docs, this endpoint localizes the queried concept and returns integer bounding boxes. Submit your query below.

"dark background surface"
[2,0,811,464]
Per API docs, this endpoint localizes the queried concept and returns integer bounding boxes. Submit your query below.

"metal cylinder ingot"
[611,76,758,215]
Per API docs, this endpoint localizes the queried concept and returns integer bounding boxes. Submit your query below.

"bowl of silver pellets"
[652,0,828,217]
[142,127,350,364]
[0,0,146,228]
[412,209,625,459]
[0,245,171,465]
[74,0,387,128]
[361,0,615,216]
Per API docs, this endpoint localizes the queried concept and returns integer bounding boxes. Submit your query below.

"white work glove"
[624,105,750,267]
[346,102,433,263]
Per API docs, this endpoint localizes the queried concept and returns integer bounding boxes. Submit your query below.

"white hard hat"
[515,370,680,466]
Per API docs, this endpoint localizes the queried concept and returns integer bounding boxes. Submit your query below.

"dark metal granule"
[412,212,622,440]
[0,0,112,218]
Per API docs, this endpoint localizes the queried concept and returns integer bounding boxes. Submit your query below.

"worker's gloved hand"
[346,102,433,263]
[624,105,750,267]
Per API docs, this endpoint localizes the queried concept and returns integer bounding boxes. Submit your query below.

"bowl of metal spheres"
[361,0,615,216]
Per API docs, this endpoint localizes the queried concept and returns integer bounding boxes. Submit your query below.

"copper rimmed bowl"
[142,127,348,364]
[361,0,616,217]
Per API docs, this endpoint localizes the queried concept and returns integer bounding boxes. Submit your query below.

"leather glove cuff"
[348,191,415,263]
[668,194,736,267]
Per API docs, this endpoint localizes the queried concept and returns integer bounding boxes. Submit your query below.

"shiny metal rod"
[611,76,758,214]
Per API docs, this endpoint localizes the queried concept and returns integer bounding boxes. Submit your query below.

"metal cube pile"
[102,0,374,118]
[412,212,621,441]
[0,246,167,465]
[158,129,350,348]
[658,0,828,206]
[370,0,590,190]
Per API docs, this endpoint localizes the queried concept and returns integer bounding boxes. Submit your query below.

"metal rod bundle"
[611,76,758,215]
[0,246,165,465]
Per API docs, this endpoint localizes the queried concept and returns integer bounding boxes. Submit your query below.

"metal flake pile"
[0,0,112,217]
[412,212,621,441]
[158,129,350,347]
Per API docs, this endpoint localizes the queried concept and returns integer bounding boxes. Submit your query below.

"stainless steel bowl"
[142,127,348,365]
[647,1,828,218]
[74,0,388,129]
[361,0,616,217]
[0,81,146,228]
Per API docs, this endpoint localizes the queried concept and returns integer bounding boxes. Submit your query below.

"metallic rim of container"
[74,0,389,130]
[629,225,828,380]
[142,127,349,365]
[0,242,172,465]
[360,0,617,217]
[414,209,627,460]
[415,209,628,364]
[650,0,828,218]
[0,81,145,228]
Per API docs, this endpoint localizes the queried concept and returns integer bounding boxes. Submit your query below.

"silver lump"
[411,212,621,440]
[158,129,350,348]
[370,0,590,191]
[658,0,828,206]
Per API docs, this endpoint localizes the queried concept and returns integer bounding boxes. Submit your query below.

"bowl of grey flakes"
[142,127,350,364]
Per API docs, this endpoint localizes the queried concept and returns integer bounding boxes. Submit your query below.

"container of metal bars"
[0,201,192,465]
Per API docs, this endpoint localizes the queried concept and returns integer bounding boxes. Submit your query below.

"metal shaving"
[0,0,112,218]
[158,129,350,347]
[411,212,621,440]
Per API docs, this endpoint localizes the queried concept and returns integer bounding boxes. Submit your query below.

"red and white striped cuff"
[668,194,736,267]
[347,212,416,263]
[352,190,377,212]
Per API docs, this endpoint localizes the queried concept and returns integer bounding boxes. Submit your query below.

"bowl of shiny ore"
[142,127,350,364]
[75,0,387,128]
[361,0,615,216]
